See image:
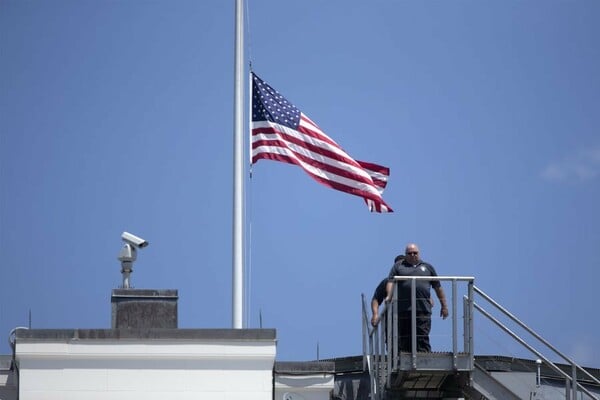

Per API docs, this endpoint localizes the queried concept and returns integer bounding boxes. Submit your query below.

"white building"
[2,288,337,400]
[2,286,599,399]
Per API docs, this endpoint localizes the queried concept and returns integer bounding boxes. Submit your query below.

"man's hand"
[440,306,449,319]
[434,286,449,320]
[371,314,380,327]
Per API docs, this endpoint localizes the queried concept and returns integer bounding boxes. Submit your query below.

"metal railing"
[362,277,600,400]
[362,276,475,400]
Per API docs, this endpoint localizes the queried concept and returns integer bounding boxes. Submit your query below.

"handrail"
[473,285,600,400]
[474,302,598,400]
[474,286,600,386]
[389,276,476,281]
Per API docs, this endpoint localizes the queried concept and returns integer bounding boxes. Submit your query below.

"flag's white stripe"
[252,131,376,187]
[252,145,388,200]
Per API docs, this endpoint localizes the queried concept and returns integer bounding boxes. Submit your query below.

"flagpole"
[232,0,244,329]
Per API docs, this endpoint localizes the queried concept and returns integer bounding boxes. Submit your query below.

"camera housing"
[121,231,149,248]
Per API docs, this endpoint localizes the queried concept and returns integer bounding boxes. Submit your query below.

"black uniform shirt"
[387,260,441,314]
[372,278,388,305]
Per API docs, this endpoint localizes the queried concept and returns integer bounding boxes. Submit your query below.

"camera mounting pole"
[118,243,137,288]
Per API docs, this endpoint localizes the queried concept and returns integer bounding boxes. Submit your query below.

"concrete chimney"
[111,289,178,329]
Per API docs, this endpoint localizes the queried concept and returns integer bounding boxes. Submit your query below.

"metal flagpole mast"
[232,0,244,329]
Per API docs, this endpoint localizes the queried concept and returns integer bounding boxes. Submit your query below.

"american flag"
[250,72,393,213]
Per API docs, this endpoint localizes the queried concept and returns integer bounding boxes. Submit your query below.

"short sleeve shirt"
[387,260,441,314]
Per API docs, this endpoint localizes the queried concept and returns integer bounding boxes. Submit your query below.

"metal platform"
[394,351,472,372]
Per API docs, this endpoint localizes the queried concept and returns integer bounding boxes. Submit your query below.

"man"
[371,255,405,327]
[385,243,448,352]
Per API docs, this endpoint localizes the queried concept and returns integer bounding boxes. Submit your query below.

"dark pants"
[398,311,432,352]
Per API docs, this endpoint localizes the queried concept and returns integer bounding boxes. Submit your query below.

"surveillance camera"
[121,231,149,248]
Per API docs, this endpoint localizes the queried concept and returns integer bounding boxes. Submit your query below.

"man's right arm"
[371,298,380,327]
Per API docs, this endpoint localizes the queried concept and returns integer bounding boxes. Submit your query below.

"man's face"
[405,245,420,265]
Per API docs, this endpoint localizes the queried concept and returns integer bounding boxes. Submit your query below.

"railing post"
[362,294,367,372]
[380,314,386,397]
[468,280,474,370]
[463,296,469,354]
[372,315,378,395]
[388,282,396,386]
[572,363,577,400]
[411,277,417,369]
[452,279,457,369]
[377,316,383,398]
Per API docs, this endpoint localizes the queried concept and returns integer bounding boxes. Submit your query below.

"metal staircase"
[468,362,521,400]
[361,277,600,400]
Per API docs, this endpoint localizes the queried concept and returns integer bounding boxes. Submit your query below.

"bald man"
[385,243,448,352]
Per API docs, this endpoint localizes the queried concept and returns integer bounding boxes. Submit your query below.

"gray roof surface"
[274,361,336,374]
[15,328,276,342]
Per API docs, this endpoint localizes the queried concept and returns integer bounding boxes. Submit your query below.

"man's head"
[404,243,420,266]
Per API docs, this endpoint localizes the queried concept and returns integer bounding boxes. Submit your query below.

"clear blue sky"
[1,1,599,365]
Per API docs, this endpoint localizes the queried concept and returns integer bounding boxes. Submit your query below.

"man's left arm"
[434,286,449,319]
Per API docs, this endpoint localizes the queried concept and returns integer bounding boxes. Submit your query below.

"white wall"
[17,339,276,400]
